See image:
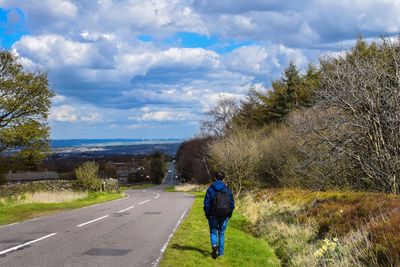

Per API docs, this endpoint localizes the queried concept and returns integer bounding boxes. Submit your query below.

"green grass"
[0,191,124,225]
[161,192,281,267]
[121,183,155,190]
[164,185,177,192]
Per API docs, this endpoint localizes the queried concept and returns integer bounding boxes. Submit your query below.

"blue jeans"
[208,216,229,255]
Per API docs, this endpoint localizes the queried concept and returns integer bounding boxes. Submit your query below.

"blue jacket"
[203,180,235,219]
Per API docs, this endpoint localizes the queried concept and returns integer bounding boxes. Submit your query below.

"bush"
[257,125,301,187]
[209,128,264,197]
[75,161,102,191]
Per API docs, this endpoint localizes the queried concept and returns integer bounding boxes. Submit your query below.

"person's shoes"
[212,246,218,259]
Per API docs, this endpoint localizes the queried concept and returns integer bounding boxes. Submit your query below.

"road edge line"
[151,206,190,267]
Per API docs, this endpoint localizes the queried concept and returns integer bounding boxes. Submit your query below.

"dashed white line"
[117,206,135,213]
[154,193,160,199]
[152,207,189,267]
[138,199,151,205]
[77,215,109,227]
[0,232,57,256]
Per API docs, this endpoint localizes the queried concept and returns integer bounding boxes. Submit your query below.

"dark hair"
[215,171,225,181]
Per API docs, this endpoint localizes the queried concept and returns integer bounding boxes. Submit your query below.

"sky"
[0,0,399,139]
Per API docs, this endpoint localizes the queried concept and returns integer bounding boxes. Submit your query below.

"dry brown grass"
[0,191,88,204]
[174,184,207,192]
[237,188,400,266]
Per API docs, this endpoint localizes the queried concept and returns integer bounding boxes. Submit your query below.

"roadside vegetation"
[238,189,400,266]
[161,186,281,267]
[120,183,155,190]
[175,37,400,266]
[0,191,124,225]
[0,161,123,225]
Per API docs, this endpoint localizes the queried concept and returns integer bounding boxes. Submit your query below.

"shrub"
[75,161,102,191]
[257,125,301,187]
[208,128,263,197]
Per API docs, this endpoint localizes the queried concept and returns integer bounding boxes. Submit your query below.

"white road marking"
[154,193,160,199]
[138,199,150,205]
[89,204,99,208]
[117,206,135,213]
[0,232,57,256]
[152,206,189,267]
[0,222,19,228]
[77,215,109,227]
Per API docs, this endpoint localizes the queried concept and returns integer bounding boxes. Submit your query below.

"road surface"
[0,186,193,267]
[162,162,178,185]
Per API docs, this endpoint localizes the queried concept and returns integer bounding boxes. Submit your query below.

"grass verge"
[160,192,281,267]
[121,183,155,190]
[0,191,124,225]
[164,185,177,192]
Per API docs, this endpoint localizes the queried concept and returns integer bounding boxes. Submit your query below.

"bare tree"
[200,96,238,137]
[313,38,400,193]
[208,128,263,197]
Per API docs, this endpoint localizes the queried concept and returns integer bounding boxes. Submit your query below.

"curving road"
[0,186,193,267]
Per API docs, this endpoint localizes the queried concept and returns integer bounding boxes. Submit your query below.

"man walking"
[203,171,235,259]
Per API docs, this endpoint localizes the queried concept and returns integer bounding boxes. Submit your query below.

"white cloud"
[50,100,103,123]
[131,108,198,122]
[117,47,220,78]
[50,105,77,122]
[80,113,102,122]
[5,0,399,139]
[225,45,268,74]
[13,35,113,69]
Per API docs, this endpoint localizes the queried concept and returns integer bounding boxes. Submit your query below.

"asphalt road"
[0,186,194,267]
[162,162,178,185]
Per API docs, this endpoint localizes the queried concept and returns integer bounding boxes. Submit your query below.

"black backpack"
[211,186,231,218]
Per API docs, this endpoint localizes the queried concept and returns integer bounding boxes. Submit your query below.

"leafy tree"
[149,152,166,184]
[75,161,102,191]
[103,161,117,178]
[233,62,320,128]
[175,137,212,184]
[0,50,54,169]
[0,174,5,185]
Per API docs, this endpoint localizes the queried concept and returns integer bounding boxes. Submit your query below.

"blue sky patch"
[138,34,152,42]
[0,8,28,48]
[162,31,255,53]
